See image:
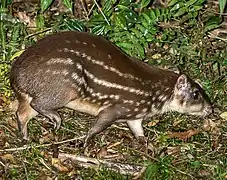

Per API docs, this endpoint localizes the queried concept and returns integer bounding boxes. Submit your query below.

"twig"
[87,3,96,17]
[93,0,110,25]
[22,161,29,180]
[0,135,85,152]
[80,0,89,20]
[0,160,6,167]
[25,28,52,39]
[39,158,56,174]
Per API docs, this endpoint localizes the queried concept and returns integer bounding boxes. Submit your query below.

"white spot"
[84,70,150,96]
[91,99,96,103]
[108,54,111,59]
[134,108,139,112]
[46,58,74,65]
[71,73,84,85]
[52,70,60,75]
[158,95,164,101]
[151,104,156,109]
[65,40,71,43]
[61,69,69,76]
[92,44,96,48]
[140,100,146,104]
[83,42,87,45]
[142,108,148,112]
[45,69,51,73]
[152,96,156,101]
[103,101,110,105]
[87,56,92,60]
[162,95,168,101]
[81,53,87,57]
[155,90,161,95]
[76,63,83,71]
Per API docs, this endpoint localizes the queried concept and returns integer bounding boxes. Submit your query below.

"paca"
[10,31,212,146]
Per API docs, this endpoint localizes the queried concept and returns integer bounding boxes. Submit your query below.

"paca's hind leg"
[30,99,62,131]
[16,94,38,140]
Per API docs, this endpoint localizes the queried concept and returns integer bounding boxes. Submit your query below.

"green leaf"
[40,0,54,13]
[194,0,206,5]
[148,9,157,20]
[145,163,160,179]
[185,0,197,7]
[119,0,133,6]
[173,7,188,17]
[114,13,128,29]
[168,0,179,7]
[91,24,106,35]
[219,0,227,14]
[140,13,152,24]
[154,8,160,17]
[141,0,151,9]
[63,0,73,13]
[170,2,184,11]
[36,14,45,30]
[61,19,85,31]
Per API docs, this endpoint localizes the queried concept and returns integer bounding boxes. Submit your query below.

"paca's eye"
[193,90,200,100]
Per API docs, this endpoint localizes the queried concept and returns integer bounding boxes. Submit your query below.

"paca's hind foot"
[136,136,148,152]
[16,94,38,140]
[30,100,62,131]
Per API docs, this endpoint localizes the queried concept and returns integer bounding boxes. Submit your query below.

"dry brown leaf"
[199,169,211,177]
[166,146,181,155]
[8,100,18,113]
[7,117,18,130]
[168,129,199,141]
[1,154,16,164]
[17,12,36,27]
[220,111,227,120]
[203,119,220,135]
[97,147,108,158]
[147,120,159,127]
[107,141,123,149]
[52,158,69,172]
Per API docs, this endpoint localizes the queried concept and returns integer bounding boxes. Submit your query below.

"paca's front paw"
[135,136,148,152]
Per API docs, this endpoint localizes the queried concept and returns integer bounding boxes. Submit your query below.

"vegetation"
[0,0,226,179]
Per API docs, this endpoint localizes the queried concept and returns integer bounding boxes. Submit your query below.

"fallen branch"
[58,153,143,176]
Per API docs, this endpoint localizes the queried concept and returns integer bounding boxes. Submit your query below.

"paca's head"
[168,74,212,117]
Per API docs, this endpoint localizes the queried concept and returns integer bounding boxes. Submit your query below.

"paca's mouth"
[187,105,213,118]
[202,106,213,118]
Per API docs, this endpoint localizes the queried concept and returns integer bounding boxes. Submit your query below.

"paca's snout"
[203,105,213,117]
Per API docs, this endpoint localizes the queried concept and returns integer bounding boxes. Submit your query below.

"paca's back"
[10,31,212,146]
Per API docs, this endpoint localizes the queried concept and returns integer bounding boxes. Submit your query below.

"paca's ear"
[176,74,189,90]
[174,74,192,97]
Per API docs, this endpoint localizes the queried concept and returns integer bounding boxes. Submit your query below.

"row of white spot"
[59,48,144,82]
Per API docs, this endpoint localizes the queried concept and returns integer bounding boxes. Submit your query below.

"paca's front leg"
[84,104,128,147]
[127,119,144,138]
[127,119,147,151]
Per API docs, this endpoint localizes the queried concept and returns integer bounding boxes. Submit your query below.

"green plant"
[86,0,208,59]
[144,157,173,180]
